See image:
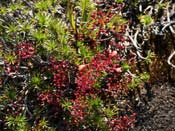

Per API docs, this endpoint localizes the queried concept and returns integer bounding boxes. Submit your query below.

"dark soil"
[131,82,175,131]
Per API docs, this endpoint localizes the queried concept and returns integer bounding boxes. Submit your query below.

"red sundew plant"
[49,59,77,87]
[4,60,20,78]
[70,97,89,125]
[75,50,126,98]
[77,2,127,49]
[17,42,35,59]
[109,113,136,131]
[50,59,71,88]
[38,90,60,106]
[36,59,77,107]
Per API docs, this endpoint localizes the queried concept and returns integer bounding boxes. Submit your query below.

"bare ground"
[131,82,175,131]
